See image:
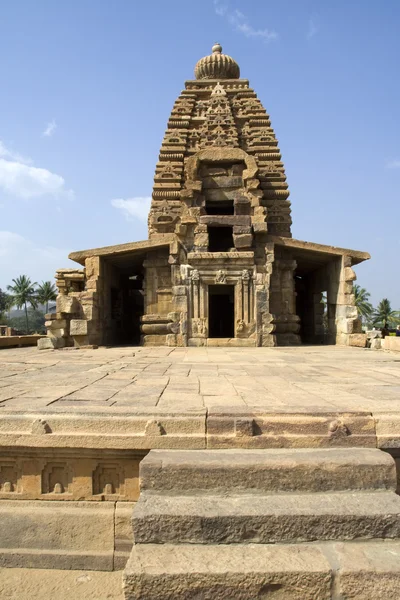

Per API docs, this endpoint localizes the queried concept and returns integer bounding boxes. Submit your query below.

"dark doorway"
[208,285,235,338]
[205,200,234,215]
[208,227,234,252]
[110,273,144,345]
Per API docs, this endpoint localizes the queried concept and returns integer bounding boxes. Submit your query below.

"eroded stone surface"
[123,543,332,600]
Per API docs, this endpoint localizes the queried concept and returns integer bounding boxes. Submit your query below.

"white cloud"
[42,119,57,138]
[0,140,73,200]
[214,1,278,41]
[111,197,151,222]
[0,141,32,165]
[386,159,400,169]
[307,18,318,39]
[0,231,75,290]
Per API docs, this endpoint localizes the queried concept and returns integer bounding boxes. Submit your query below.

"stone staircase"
[123,448,400,599]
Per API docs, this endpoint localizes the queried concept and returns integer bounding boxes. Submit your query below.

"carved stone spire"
[194,43,240,80]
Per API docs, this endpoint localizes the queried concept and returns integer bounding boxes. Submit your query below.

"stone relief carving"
[192,318,207,337]
[197,83,239,149]
[93,464,124,496]
[216,270,227,284]
[190,269,200,282]
[241,269,251,282]
[42,463,71,495]
[236,319,245,333]
[145,420,166,436]
[31,419,51,435]
[0,465,18,493]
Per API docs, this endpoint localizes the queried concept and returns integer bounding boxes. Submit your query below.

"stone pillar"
[43,269,86,349]
[335,256,365,347]
[268,257,301,346]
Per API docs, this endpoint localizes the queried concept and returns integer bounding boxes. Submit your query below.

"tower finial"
[194,43,240,80]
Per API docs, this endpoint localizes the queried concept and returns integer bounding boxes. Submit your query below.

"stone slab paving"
[0,345,399,449]
[0,345,398,413]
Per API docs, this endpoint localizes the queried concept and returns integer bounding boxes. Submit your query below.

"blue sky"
[0,0,399,307]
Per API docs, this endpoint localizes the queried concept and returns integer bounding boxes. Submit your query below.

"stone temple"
[46,44,369,349]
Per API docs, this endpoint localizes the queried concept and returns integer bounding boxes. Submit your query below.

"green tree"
[0,292,15,322]
[7,276,37,333]
[373,298,400,329]
[8,309,45,334]
[0,289,8,320]
[353,284,374,323]
[36,281,57,314]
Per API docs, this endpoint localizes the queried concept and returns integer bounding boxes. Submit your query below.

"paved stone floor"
[0,345,399,414]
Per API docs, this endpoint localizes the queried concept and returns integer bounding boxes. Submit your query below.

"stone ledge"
[207,411,377,449]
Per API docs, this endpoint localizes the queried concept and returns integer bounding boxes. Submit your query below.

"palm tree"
[353,284,374,323]
[7,276,37,333]
[36,281,57,314]
[4,294,15,320]
[373,298,400,329]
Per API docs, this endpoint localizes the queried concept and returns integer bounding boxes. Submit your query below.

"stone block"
[114,502,135,570]
[138,448,395,494]
[334,540,400,598]
[337,293,355,305]
[348,333,367,347]
[48,330,67,343]
[200,215,250,226]
[37,337,57,350]
[336,305,358,319]
[343,266,357,281]
[370,338,382,350]
[252,222,268,232]
[85,256,100,279]
[132,490,400,545]
[233,233,253,248]
[0,500,114,570]
[56,295,80,314]
[201,175,243,189]
[46,319,67,330]
[143,335,167,346]
[123,543,332,600]
[233,225,251,234]
[194,233,208,247]
[172,286,187,296]
[383,337,400,352]
[70,319,88,336]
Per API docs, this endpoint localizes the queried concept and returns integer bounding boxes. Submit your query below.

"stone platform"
[0,344,399,451]
[0,344,399,597]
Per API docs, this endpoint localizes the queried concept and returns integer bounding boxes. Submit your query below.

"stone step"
[133,490,400,544]
[123,540,400,599]
[139,448,396,494]
[123,542,332,599]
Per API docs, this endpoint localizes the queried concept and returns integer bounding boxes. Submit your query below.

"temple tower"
[149,43,292,242]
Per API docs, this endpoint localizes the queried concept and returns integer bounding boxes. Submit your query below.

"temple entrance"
[111,274,144,345]
[208,285,235,338]
[103,254,145,346]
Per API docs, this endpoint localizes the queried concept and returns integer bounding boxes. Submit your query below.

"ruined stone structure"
[45,44,369,349]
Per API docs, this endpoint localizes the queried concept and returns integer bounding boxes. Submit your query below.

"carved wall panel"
[0,451,142,501]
